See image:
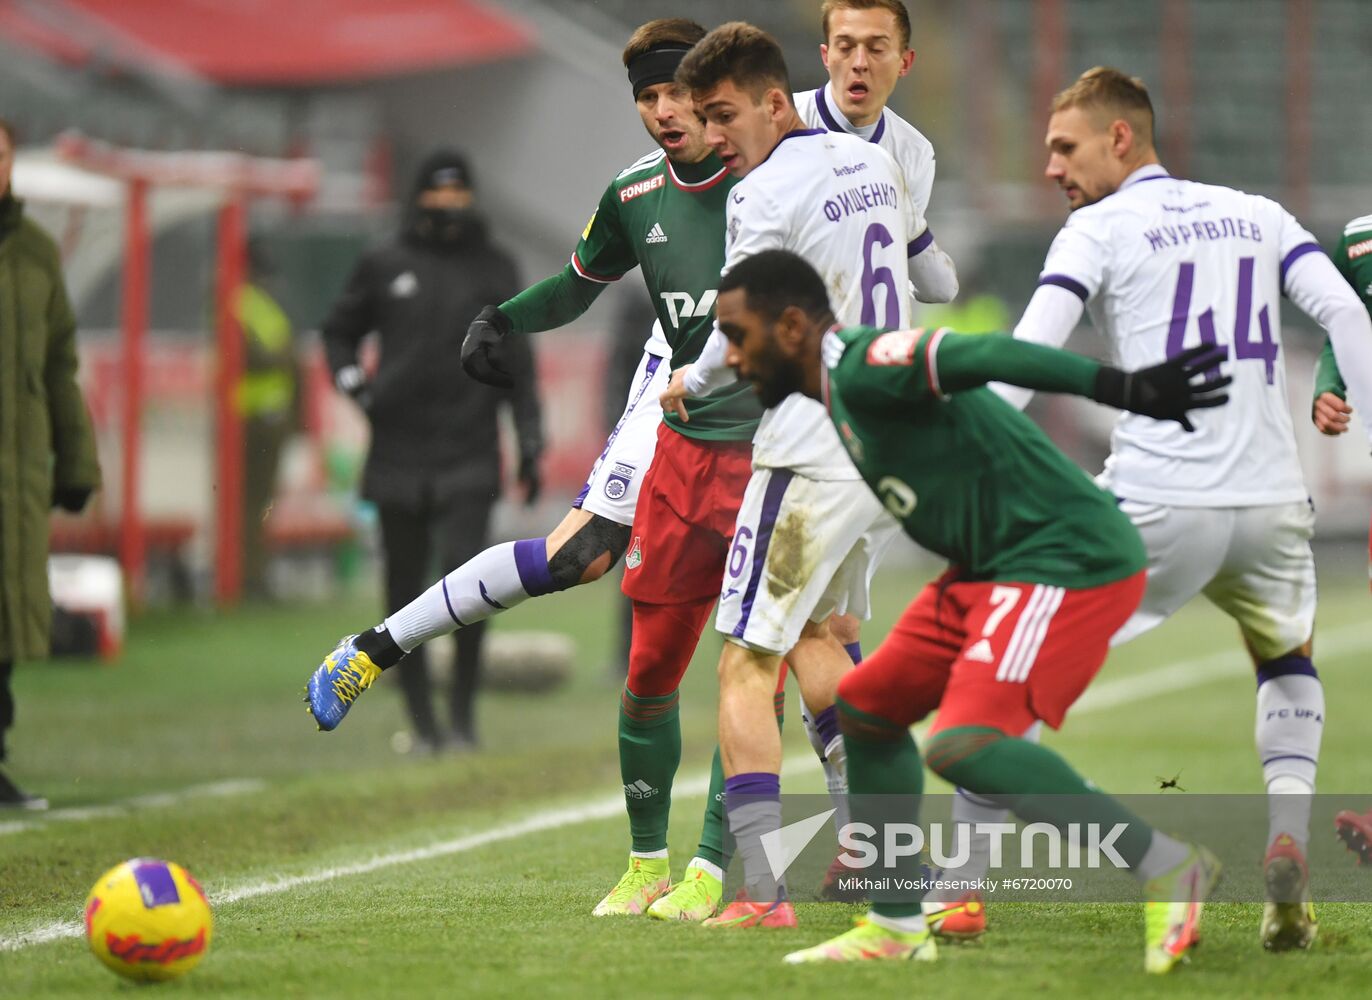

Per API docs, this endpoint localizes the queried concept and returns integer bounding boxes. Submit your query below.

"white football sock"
[868,910,928,934]
[801,703,851,839]
[686,857,724,883]
[385,541,533,652]
[1255,668,1323,849]
[1135,829,1191,882]
[948,789,1009,884]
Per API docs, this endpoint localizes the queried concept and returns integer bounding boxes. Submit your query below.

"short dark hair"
[821,0,912,50]
[621,18,707,67]
[1053,66,1155,147]
[720,250,833,323]
[676,21,791,100]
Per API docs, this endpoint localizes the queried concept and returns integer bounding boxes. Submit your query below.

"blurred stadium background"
[4,3,1372,992]
[3,0,1368,608]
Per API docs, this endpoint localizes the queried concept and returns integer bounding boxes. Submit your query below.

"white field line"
[3,622,1365,953]
[0,780,265,838]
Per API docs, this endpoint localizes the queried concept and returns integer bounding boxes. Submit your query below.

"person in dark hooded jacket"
[323,149,542,752]
[0,118,101,808]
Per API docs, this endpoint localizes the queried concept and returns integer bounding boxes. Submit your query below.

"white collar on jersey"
[1120,163,1171,189]
[814,82,885,143]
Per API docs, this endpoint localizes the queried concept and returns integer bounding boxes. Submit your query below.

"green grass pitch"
[1,556,1369,997]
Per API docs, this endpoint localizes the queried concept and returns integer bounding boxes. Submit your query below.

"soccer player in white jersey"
[645,22,954,929]
[796,1,936,222]
[788,0,953,861]
[647,2,958,924]
[929,66,1372,952]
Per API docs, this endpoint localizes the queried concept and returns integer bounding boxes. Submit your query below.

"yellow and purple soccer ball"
[84,858,213,982]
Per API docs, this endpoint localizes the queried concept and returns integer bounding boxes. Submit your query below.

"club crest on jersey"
[645,222,669,245]
[604,463,636,500]
[660,290,717,327]
[866,328,922,366]
[620,174,665,203]
[390,271,419,298]
[625,536,643,570]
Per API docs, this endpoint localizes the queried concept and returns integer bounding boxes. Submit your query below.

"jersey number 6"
[861,222,901,330]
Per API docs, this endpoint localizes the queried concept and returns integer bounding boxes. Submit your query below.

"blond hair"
[1052,66,1155,146]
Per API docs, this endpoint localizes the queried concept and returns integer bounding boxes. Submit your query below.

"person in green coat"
[0,118,102,809]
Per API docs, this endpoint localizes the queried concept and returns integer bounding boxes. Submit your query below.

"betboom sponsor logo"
[620,174,666,203]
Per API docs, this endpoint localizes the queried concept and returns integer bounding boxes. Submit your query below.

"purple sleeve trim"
[513,537,556,597]
[1038,273,1090,302]
[907,229,934,257]
[1279,242,1324,290]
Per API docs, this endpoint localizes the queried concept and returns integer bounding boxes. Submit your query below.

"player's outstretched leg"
[925,725,1220,975]
[651,666,787,922]
[305,510,627,731]
[784,697,936,964]
[1252,651,1323,951]
[700,644,796,929]
[595,596,712,917]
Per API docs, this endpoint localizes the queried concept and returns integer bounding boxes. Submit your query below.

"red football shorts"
[838,569,1146,737]
[621,423,753,605]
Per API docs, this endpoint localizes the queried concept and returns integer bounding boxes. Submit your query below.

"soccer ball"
[84,858,213,982]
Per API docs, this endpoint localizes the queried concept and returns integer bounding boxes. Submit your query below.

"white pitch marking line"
[2,622,1365,953]
[0,779,266,839]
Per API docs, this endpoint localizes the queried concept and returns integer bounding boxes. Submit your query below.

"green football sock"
[837,697,925,919]
[927,725,1153,867]
[695,685,785,870]
[618,688,681,854]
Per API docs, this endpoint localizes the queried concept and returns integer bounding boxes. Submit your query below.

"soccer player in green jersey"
[1312,213,1372,440]
[1312,213,1372,860]
[713,248,1230,975]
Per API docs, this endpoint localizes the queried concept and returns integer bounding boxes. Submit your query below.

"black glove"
[1092,344,1231,432]
[518,451,542,507]
[335,364,372,412]
[461,305,515,388]
[53,486,93,513]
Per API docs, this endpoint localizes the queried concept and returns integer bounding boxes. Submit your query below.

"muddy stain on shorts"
[767,507,816,601]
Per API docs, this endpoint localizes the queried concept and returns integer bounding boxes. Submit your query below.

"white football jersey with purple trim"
[726,128,921,479]
[795,83,936,221]
[1038,164,1319,506]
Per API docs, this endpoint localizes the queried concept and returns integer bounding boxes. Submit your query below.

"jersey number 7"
[1165,256,1278,384]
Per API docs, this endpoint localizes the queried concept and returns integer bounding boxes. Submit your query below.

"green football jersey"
[1313,213,1372,400]
[572,150,761,441]
[823,325,1146,589]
